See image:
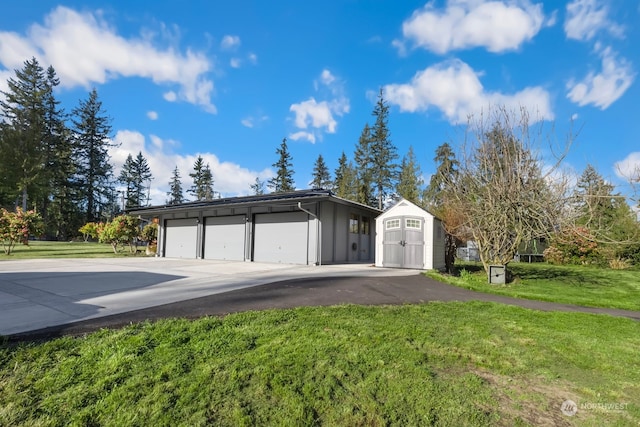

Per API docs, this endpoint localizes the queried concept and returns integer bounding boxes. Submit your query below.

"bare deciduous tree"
[444,106,572,274]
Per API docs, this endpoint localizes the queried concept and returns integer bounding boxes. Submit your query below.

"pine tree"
[574,164,638,243]
[119,152,152,207]
[310,154,332,189]
[167,166,185,204]
[189,156,215,201]
[268,138,295,193]
[424,142,459,209]
[0,57,47,210]
[250,177,266,195]
[369,88,398,209]
[42,65,78,238]
[333,152,358,201]
[119,154,136,207]
[72,88,115,222]
[424,142,460,273]
[354,124,375,206]
[131,152,153,206]
[396,145,423,204]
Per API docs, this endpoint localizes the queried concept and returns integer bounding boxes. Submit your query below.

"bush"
[78,222,101,242]
[543,227,603,266]
[140,222,158,243]
[0,208,43,255]
[98,215,141,254]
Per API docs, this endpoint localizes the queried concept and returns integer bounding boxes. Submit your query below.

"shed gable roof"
[376,198,437,220]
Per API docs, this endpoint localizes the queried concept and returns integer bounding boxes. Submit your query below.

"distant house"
[129,189,381,265]
[374,198,446,270]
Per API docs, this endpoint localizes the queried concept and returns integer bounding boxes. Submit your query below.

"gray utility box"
[489,265,506,284]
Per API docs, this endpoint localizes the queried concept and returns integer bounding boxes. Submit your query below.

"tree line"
[2,58,638,271]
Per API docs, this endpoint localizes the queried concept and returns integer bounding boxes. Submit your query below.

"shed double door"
[382,216,424,269]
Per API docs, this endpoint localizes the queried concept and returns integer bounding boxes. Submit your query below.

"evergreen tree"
[188,156,214,201]
[0,57,47,210]
[310,154,332,189]
[42,65,78,238]
[354,124,375,206]
[119,154,136,207]
[424,142,460,273]
[72,88,115,222]
[333,152,358,201]
[167,166,185,204]
[119,152,152,207]
[395,145,423,204]
[574,164,638,243]
[424,142,459,209]
[369,88,398,209]
[250,177,266,196]
[268,138,295,193]
[131,152,153,206]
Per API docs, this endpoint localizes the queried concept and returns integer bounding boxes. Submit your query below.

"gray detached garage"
[374,198,446,270]
[130,189,381,265]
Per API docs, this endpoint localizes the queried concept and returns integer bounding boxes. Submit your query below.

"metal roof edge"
[128,189,380,216]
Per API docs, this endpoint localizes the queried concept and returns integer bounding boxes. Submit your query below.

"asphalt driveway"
[0,258,419,337]
[3,258,639,342]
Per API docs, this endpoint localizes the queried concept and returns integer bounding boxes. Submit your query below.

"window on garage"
[349,213,359,234]
[361,216,370,235]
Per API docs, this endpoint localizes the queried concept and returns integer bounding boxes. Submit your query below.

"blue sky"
[0,1,638,205]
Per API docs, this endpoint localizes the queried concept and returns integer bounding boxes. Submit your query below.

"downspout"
[298,202,321,266]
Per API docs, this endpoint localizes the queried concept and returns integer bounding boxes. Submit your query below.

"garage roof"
[128,189,382,216]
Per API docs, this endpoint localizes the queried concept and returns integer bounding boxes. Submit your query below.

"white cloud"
[220,35,241,50]
[397,0,546,54]
[566,47,634,109]
[147,110,158,120]
[384,59,553,123]
[290,98,338,132]
[111,130,272,205]
[248,53,257,64]
[163,91,177,102]
[614,152,640,181]
[230,58,241,68]
[564,0,624,41]
[320,69,335,86]
[0,6,217,112]
[289,69,350,143]
[289,131,316,144]
[241,114,268,128]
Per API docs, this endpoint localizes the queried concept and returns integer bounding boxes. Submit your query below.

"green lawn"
[0,240,145,260]
[1,302,638,426]
[427,262,640,312]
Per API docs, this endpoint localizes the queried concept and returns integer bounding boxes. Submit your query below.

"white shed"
[375,198,446,270]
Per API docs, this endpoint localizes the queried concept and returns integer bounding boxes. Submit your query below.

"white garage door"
[253,212,308,264]
[164,218,198,258]
[204,216,246,261]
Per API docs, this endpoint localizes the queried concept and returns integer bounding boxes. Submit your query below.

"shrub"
[140,222,158,243]
[609,257,631,270]
[98,215,141,254]
[0,208,44,255]
[543,227,603,266]
[78,222,101,242]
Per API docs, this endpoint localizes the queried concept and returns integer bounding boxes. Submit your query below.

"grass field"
[1,302,638,426]
[426,262,640,312]
[0,240,146,260]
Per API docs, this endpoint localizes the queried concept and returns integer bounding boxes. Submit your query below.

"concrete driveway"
[0,258,420,336]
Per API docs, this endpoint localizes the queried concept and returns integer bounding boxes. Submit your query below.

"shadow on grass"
[453,261,607,286]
